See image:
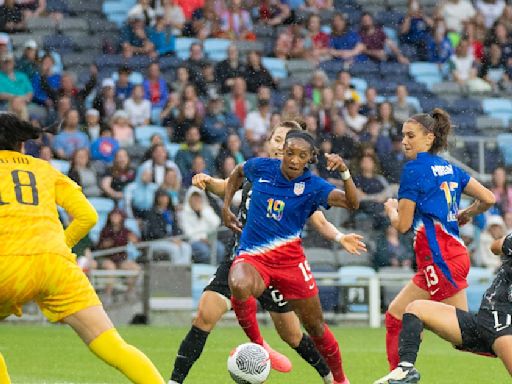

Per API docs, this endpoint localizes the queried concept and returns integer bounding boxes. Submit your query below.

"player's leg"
[290,295,348,384]
[374,300,463,384]
[100,258,116,305]
[385,281,430,370]
[170,290,229,384]
[0,353,10,384]
[442,288,468,311]
[493,336,512,376]
[62,305,165,384]
[269,310,332,382]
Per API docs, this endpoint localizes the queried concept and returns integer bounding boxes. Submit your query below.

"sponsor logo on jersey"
[294,182,305,196]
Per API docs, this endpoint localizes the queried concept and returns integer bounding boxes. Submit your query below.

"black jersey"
[480,233,512,312]
[224,180,252,262]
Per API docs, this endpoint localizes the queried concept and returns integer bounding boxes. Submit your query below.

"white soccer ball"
[227,342,271,384]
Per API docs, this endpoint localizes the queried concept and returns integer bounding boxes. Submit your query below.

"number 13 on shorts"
[423,265,439,295]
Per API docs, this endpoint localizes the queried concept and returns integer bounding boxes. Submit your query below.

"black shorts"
[456,307,512,356]
[203,259,292,314]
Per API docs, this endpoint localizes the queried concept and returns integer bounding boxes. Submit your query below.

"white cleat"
[323,372,334,384]
[373,364,420,384]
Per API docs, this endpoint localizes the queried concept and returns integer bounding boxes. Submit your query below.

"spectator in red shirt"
[464,20,485,63]
[177,0,204,20]
[305,13,330,62]
[143,61,169,110]
[359,12,409,64]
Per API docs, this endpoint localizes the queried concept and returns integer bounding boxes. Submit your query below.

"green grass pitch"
[0,324,508,383]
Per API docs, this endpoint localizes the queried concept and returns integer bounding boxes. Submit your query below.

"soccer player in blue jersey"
[381,108,496,371]
[374,232,512,383]
[223,130,360,384]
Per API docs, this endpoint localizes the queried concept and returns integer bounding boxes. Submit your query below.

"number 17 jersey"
[398,152,471,287]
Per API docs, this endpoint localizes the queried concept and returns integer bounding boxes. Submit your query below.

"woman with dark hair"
[214,132,245,175]
[101,148,136,202]
[0,113,165,383]
[328,12,365,63]
[243,50,275,93]
[165,100,203,142]
[68,148,102,197]
[490,166,512,215]
[378,101,400,137]
[380,108,496,373]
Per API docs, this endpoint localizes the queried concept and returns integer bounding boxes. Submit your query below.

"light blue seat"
[497,133,512,166]
[124,218,141,238]
[111,71,144,85]
[409,61,440,77]
[102,2,128,16]
[192,264,218,307]
[383,26,398,43]
[50,159,70,174]
[387,95,422,112]
[413,73,443,90]
[482,98,512,115]
[351,77,368,94]
[175,38,200,60]
[261,57,288,79]
[466,267,494,312]
[88,197,115,216]
[338,266,376,313]
[135,125,169,146]
[166,143,180,160]
[204,38,231,62]
[488,111,512,128]
[89,212,108,244]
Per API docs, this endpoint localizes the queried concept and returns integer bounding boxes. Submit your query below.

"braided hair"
[284,130,319,164]
[0,113,41,151]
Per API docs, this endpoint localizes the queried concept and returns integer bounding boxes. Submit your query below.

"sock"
[0,353,11,384]
[293,333,331,378]
[385,311,402,370]
[170,325,210,383]
[398,313,424,366]
[231,296,264,345]
[310,324,345,382]
[88,328,164,384]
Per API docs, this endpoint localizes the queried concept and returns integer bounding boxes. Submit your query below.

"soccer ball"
[227,342,271,384]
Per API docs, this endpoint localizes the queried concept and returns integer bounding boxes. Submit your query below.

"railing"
[446,135,496,183]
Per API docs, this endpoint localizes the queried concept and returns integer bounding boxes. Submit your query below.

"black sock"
[170,325,210,383]
[293,333,331,378]
[399,313,424,365]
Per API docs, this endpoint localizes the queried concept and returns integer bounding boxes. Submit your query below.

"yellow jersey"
[0,150,98,257]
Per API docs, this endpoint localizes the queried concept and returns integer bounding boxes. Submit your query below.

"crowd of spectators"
[0,0,511,279]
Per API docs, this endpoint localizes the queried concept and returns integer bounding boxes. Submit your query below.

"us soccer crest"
[294,182,305,195]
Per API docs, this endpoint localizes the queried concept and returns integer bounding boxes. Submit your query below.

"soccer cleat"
[373,364,420,384]
[168,381,180,384]
[262,340,292,373]
[323,372,334,383]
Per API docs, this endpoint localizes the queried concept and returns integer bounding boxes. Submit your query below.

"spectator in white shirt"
[439,0,476,33]
[476,0,506,28]
[343,99,367,135]
[244,98,271,149]
[123,84,151,127]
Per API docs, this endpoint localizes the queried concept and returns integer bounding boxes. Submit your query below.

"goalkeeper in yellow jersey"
[0,113,165,384]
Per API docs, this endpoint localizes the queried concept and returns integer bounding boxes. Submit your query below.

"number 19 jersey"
[398,152,471,287]
[0,150,96,257]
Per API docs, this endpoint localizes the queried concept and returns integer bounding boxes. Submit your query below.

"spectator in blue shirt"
[90,127,120,165]
[143,61,169,109]
[175,126,215,177]
[399,0,434,59]
[31,54,60,107]
[120,10,157,58]
[115,65,133,103]
[201,95,241,144]
[52,109,90,160]
[329,12,366,63]
[426,24,453,64]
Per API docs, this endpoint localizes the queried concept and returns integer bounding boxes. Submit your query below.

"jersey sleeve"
[54,171,98,248]
[243,157,271,182]
[398,162,422,202]
[502,232,512,258]
[313,176,336,209]
[454,165,471,191]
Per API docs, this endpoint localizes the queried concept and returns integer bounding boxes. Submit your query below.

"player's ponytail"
[0,112,41,151]
[407,108,452,154]
[430,108,451,154]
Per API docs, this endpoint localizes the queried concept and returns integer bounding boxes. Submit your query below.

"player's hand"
[457,208,472,226]
[384,198,399,214]
[222,207,242,233]
[192,173,212,190]
[339,233,367,255]
[324,153,348,172]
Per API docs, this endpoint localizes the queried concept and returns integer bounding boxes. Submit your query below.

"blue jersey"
[398,152,471,286]
[237,158,335,260]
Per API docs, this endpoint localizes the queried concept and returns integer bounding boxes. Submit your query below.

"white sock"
[398,362,414,368]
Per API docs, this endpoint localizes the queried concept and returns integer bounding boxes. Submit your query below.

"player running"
[223,130,360,384]
[382,108,495,370]
[0,113,165,384]
[169,120,365,384]
[374,232,512,383]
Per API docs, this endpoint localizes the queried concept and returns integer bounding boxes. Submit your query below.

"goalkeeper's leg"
[63,305,165,384]
[0,353,11,384]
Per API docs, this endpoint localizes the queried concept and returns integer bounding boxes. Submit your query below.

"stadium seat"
[419,97,449,112]
[159,55,183,70]
[253,23,275,38]
[191,264,218,307]
[286,60,315,75]
[88,212,108,244]
[379,62,409,77]
[466,267,494,312]
[125,218,141,238]
[234,40,264,56]
[88,197,115,215]
[475,116,505,134]
[375,10,404,27]
[387,95,422,112]
[27,17,56,31]
[135,125,169,146]
[204,38,231,62]
[350,60,380,77]
[338,266,376,313]
[431,81,463,96]
[175,38,200,60]
[59,18,89,33]
[306,247,338,267]
[482,98,512,115]
[95,54,126,69]
[383,26,398,43]
[166,143,180,160]
[487,111,512,128]
[449,98,482,115]
[111,70,144,85]
[496,133,512,167]
[311,264,339,312]
[44,35,75,53]
[351,77,368,94]
[409,61,439,77]
[261,57,288,79]
[50,159,70,174]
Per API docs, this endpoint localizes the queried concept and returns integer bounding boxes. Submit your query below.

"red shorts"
[412,252,470,301]
[232,248,319,300]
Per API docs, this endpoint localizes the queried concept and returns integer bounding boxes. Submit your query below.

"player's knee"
[229,273,254,299]
[405,300,428,318]
[387,299,404,319]
[280,330,303,348]
[304,321,325,338]
[193,308,221,332]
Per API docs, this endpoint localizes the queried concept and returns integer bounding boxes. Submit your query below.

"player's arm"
[55,173,98,248]
[222,163,245,233]
[309,211,367,254]
[192,173,228,198]
[457,178,496,226]
[491,232,512,257]
[324,153,359,210]
[384,198,416,234]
